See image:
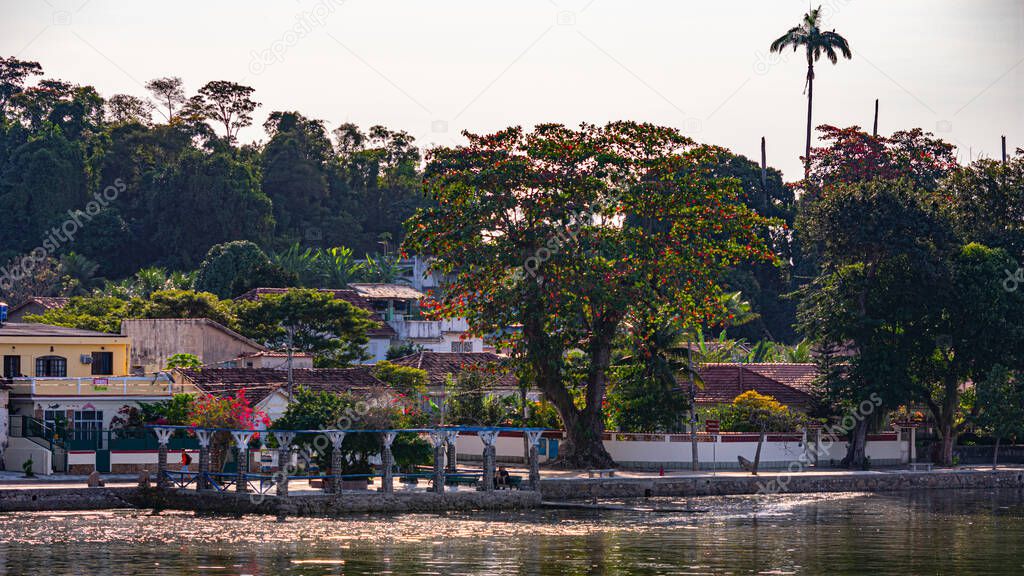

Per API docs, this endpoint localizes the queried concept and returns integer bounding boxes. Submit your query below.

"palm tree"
[318,247,364,288]
[58,252,100,296]
[770,6,852,178]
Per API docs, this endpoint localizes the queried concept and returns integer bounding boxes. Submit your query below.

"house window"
[43,409,65,431]
[3,355,21,378]
[91,352,114,375]
[73,409,104,443]
[35,356,67,377]
[451,341,473,353]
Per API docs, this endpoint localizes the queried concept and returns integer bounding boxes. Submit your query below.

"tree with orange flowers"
[404,122,777,468]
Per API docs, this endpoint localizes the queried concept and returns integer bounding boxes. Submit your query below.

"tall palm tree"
[770,6,852,178]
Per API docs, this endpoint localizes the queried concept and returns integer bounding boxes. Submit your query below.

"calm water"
[1,489,1022,575]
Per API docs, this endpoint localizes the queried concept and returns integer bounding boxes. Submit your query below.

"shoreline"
[2,467,1022,515]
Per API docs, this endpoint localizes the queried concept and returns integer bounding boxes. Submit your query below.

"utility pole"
[760,137,768,191]
[688,346,699,471]
[1002,135,1008,163]
[872,99,879,137]
[286,326,295,402]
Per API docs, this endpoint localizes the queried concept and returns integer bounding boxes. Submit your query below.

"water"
[1,489,1022,575]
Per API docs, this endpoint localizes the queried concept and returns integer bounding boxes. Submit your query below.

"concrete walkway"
[3,465,1020,492]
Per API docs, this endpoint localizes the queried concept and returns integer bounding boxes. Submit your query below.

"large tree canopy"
[404,122,776,467]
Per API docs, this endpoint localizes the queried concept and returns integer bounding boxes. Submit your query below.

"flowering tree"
[404,122,776,467]
[806,125,957,194]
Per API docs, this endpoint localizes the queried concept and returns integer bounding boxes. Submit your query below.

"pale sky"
[2,0,1022,180]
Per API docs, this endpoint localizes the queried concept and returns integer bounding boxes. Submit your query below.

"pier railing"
[144,425,548,496]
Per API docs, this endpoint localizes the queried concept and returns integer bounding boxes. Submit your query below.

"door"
[95,449,111,473]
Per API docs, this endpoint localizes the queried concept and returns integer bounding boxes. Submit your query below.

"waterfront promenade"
[2,466,1022,516]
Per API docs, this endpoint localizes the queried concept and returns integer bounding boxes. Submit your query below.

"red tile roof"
[390,351,518,389]
[177,367,387,404]
[11,296,70,313]
[691,363,818,409]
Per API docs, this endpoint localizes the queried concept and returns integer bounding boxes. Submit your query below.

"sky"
[2,0,1022,180]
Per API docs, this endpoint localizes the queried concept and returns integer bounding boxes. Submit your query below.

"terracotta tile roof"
[11,296,70,313]
[691,363,818,409]
[390,351,518,389]
[348,283,425,300]
[0,322,123,338]
[237,350,314,359]
[232,287,396,339]
[177,367,388,404]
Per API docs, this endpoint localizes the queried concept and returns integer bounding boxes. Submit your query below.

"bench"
[909,462,934,471]
[496,475,523,490]
[445,474,480,487]
[587,469,616,478]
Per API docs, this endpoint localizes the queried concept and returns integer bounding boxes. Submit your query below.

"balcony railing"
[8,376,185,397]
[387,316,470,340]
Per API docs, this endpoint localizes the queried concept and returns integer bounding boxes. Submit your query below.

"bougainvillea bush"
[187,389,271,470]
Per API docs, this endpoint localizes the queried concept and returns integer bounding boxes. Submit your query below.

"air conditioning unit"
[80,354,93,364]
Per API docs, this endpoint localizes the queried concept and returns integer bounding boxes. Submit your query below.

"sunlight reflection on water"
[1,490,1022,575]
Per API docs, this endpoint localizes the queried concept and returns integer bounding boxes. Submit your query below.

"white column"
[231,431,255,493]
[480,430,499,491]
[154,427,174,488]
[526,430,543,490]
[444,430,459,473]
[381,431,397,493]
[195,429,214,490]
[326,431,346,494]
[429,430,446,493]
[272,431,296,496]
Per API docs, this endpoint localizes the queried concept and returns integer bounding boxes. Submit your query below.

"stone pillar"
[195,429,213,491]
[231,431,254,493]
[526,430,543,491]
[814,427,822,466]
[480,430,499,492]
[444,430,459,473]
[327,431,346,495]
[429,430,446,493]
[380,431,397,493]
[272,431,296,497]
[154,427,173,488]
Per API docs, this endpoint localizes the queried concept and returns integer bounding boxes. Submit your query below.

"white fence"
[456,430,911,470]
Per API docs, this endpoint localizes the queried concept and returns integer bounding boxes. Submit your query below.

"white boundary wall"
[457,430,910,470]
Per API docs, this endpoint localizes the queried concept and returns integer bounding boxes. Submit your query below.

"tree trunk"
[841,416,868,469]
[936,379,959,466]
[521,303,616,470]
[804,60,815,179]
[939,424,956,466]
[993,436,1001,470]
[752,425,766,476]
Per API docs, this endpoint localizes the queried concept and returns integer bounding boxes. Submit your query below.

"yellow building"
[0,321,192,475]
[0,322,130,379]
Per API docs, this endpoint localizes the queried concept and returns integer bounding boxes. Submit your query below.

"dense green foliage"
[271,387,430,474]
[0,57,431,298]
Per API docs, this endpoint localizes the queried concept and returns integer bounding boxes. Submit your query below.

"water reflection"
[0,490,1022,575]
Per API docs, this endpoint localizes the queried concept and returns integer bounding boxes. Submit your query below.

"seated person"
[495,466,511,488]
